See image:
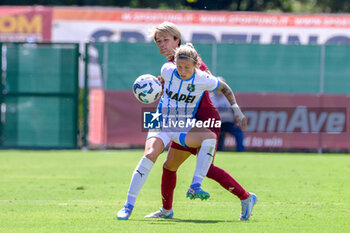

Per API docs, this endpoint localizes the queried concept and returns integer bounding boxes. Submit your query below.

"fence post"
[318,44,326,154]
[82,43,89,150]
[319,44,325,95]
[0,43,2,147]
[211,41,217,75]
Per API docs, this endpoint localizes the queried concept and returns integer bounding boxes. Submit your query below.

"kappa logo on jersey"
[143,110,162,129]
[165,88,196,103]
[187,84,195,92]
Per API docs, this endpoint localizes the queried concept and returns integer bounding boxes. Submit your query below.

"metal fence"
[86,42,350,151]
[1,41,349,149]
[93,42,350,94]
[0,43,80,149]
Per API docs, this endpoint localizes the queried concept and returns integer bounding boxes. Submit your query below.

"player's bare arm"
[217,80,236,105]
[217,80,247,131]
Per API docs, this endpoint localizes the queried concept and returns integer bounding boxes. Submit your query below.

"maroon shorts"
[169,91,221,155]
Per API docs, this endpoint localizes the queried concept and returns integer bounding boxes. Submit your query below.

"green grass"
[0,150,349,233]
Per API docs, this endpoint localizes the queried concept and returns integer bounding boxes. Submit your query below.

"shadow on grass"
[135,218,237,224]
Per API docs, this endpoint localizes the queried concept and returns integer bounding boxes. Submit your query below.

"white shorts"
[147,129,190,149]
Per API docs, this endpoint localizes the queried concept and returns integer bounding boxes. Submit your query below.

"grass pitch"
[0,150,349,233]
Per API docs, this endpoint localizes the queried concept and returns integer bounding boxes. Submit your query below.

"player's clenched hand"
[235,115,247,131]
[157,76,164,85]
[232,103,246,131]
[158,76,165,91]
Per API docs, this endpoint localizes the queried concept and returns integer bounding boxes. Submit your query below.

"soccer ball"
[133,74,163,104]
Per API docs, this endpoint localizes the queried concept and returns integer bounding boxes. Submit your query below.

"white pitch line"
[0,200,91,203]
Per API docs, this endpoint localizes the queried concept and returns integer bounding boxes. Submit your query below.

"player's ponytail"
[174,43,199,66]
[185,43,195,49]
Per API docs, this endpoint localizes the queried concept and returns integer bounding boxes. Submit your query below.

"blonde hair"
[174,43,199,66]
[151,21,181,44]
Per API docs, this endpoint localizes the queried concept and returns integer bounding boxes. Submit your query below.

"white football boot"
[144,208,174,219]
[240,193,258,221]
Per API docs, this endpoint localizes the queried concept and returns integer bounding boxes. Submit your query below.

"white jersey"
[158,62,219,125]
[147,62,219,148]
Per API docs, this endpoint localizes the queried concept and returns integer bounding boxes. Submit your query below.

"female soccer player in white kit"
[117,43,249,220]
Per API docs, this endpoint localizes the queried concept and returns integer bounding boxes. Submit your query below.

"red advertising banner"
[232,93,350,149]
[51,8,350,46]
[0,6,52,42]
[54,8,350,28]
[89,90,350,150]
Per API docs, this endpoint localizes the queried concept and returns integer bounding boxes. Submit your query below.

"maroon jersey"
[168,59,221,154]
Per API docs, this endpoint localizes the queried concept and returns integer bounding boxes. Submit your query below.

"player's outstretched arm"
[216,80,247,131]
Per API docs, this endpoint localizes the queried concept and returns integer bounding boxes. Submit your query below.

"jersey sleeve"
[203,74,219,92]
[160,62,175,82]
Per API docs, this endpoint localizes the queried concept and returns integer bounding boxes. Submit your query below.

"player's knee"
[144,150,160,163]
[163,157,180,171]
[210,131,217,140]
[195,132,216,146]
[203,131,217,141]
[163,162,178,172]
[198,132,217,150]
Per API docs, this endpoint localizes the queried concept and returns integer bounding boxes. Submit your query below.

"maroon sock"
[206,164,250,200]
[161,167,177,210]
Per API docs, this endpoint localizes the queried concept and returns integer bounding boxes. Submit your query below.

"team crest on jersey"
[187,84,195,92]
